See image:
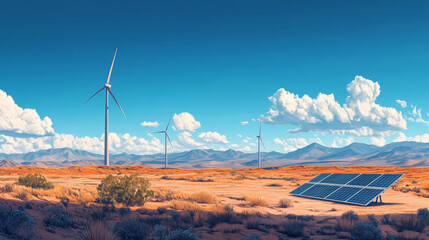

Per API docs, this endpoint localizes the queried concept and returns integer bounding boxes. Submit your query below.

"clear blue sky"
[1,0,429,154]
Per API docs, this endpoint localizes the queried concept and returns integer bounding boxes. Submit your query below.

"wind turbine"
[85,48,126,166]
[154,116,173,168]
[257,120,264,167]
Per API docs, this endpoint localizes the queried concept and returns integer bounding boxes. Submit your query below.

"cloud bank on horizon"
[1,75,429,154]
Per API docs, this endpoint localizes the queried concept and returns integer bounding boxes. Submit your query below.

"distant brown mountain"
[0,159,21,167]
[0,141,429,168]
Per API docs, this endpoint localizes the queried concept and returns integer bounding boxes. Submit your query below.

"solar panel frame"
[289,173,403,206]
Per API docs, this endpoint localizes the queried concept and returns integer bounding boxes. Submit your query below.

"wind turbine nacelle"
[105,84,111,88]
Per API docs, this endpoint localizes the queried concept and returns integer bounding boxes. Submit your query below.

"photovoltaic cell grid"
[290,173,403,206]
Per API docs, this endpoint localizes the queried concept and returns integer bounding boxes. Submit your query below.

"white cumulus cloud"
[396,100,407,108]
[173,112,201,132]
[241,121,249,125]
[198,132,229,144]
[176,131,203,147]
[262,76,406,136]
[141,121,159,127]
[0,89,54,137]
[371,136,386,146]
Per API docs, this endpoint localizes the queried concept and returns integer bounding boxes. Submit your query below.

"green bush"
[18,174,54,190]
[97,174,154,206]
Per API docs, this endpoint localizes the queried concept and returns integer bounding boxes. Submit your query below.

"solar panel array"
[290,173,403,206]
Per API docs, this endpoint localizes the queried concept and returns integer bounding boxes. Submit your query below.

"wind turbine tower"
[257,120,264,167]
[85,48,126,166]
[154,116,173,168]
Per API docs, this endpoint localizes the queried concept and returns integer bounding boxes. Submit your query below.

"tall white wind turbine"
[257,120,264,167]
[154,116,173,168]
[85,48,126,166]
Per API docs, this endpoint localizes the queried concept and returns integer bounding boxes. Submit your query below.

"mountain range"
[0,141,429,168]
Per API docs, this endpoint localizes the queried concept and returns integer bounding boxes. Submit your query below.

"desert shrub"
[79,221,116,240]
[392,214,425,233]
[24,202,33,209]
[170,211,180,221]
[381,214,392,224]
[208,204,241,226]
[320,225,335,235]
[245,214,259,229]
[351,222,382,240]
[189,191,215,203]
[60,197,70,208]
[279,218,306,237]
[17,190,29,201]
[114,219,148,240]
[245,196,268,207]
[1,184,13,192]
[151,224,167,240]
[97,174,154,206]
[165,228,196,240]
[18,174,54,190]
[43,207,73,228]
[285,214,313,221]
[119,207,131,217]
[191,210,208,227]
[213,223,241,233]
[342,211,359,221]
[91,207,108,221]
[0,207,34,239]
[278,198,292,208]
[337,211,359,232]
[367,214,378,227]
[385,235,413,240]
[417,208,429,224]
[157,207,168,214]
[242,234,261,240]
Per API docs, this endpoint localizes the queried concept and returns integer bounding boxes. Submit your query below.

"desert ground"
[0,165,428,239]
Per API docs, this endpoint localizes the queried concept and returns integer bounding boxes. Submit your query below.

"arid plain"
[0,166,428,239]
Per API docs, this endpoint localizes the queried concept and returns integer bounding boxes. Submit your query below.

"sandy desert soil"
[0,165,428,239]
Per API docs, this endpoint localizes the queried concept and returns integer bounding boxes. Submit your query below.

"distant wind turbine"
[257,120,264,167]
[154,115,173,168]
[85,48,126,166]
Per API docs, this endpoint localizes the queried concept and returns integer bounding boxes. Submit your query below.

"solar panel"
[300,184,340,198]
[290,173,403,206]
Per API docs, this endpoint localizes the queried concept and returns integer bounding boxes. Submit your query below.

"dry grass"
[279,198,293,208]
[172,201,202,212]
[393,214,426,233]
[17,190,29,201]
[244,195,268,207]
[79,221,116,240]
[189,191,216,204]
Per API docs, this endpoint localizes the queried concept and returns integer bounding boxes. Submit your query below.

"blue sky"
[1,1,429,154]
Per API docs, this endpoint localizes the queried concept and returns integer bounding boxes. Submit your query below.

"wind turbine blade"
[260,137,265,148]
[106,48,117,84]
[166,114,172,131]
[84,86,105,103]
[152,131,165,134]
[108,88,126,118]
[259,120,262,136]
[166,132,173,147]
